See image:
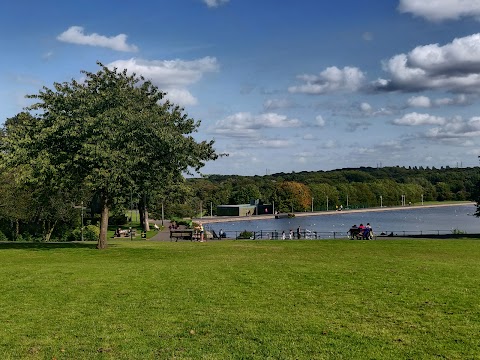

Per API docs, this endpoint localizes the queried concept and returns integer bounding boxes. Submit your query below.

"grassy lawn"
[0,239,479,359]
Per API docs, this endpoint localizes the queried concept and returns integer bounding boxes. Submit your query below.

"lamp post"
[311,197,314,212]
[380,195,383,208]
[326,196,329,211]
[73,202,85,241]
[161,202,164,226]
[130,189,133,225]
[81,201,84,242]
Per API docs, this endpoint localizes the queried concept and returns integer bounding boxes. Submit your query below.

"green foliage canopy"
[1,63,219,247]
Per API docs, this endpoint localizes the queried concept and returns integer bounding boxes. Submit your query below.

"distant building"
[216,204,256,216]
[216,199,273,216]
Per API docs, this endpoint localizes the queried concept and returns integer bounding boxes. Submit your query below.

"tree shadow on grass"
[0,242,115,251]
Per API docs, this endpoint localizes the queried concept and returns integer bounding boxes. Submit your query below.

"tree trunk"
[144,208,150,231]
[44,220,57,242]
[97,194,109,249]
[138,194,150,232]
[139,206,144,230]
[15,219,19,241]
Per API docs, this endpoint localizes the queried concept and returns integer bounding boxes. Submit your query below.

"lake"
[205,204,479,239]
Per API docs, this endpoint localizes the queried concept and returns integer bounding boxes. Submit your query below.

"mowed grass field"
[0,239,479,359]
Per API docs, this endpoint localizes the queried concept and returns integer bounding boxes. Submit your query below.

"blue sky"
[2,0,480,175]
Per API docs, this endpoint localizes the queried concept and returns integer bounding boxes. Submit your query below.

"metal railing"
[204,225,463,240]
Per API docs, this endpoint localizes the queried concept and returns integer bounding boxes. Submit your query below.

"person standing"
[297,226,301,239]
[282,230,286,240]
[196,222,205,242]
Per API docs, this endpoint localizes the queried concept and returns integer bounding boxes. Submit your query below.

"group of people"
[349,223,374,240]
[281,227,302,240]
[168,221,179,230]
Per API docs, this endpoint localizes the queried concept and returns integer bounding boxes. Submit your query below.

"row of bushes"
[0,225,100,242]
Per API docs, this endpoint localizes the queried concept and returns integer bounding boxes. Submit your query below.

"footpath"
[148,220,173,241]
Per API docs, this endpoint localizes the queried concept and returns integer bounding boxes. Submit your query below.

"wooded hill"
[183,166,480,215]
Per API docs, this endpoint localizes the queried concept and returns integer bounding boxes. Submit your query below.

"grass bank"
[0,239,479,359]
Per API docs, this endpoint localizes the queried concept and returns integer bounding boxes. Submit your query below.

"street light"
[311,197,314,212]
[72,202,85,241]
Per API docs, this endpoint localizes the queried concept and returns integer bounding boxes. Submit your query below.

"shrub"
[171,217,193,228]
[238,230,253,239]
[84,225,100,241]
[67,225,100,241]
[0,230,8,241]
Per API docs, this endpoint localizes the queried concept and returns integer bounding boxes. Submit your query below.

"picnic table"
[114,229,136,238]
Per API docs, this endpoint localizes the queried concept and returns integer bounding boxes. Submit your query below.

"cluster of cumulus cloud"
[54,0,480,148]
[289,32,480,96]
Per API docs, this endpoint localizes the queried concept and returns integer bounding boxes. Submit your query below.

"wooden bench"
[170,229,194,241]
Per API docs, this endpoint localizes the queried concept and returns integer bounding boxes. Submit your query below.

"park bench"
[170,229,194,241]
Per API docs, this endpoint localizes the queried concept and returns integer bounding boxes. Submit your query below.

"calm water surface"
[207,205,479,238]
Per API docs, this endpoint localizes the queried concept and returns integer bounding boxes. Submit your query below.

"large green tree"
[1,63,218,248]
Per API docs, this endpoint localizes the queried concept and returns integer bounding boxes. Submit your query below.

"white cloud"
[407,94,469,108]
[57,26,138,52]
[358,102,393,117]
[213,112,301,138]
[407,95,432,108]
[263,98,296,110]
[42,51,54,60]
[392,112,446,126]
[425,116,480,138]
[434,97,454,106]
[318,140,337,149]
[163,89,198,106]
[258,139,292,148]
[203,0,229,8]
[398,0,480,22]
[289,66,366,94]
[314,115,326,127]
[303,134,316,140]
[108,57,218,106]
[362,32,373,41]
[375,33,480,93]
[360,102,373,113]
[376,140,406,150]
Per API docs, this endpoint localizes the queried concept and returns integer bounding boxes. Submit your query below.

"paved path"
[149,220,173,241]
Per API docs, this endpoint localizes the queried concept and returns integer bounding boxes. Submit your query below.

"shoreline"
[195,202,477,224]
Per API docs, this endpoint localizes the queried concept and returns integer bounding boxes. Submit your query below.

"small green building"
[216,204,256,216]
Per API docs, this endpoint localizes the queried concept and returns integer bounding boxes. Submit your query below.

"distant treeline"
[184,166,480,214]
[1,164,478,241]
